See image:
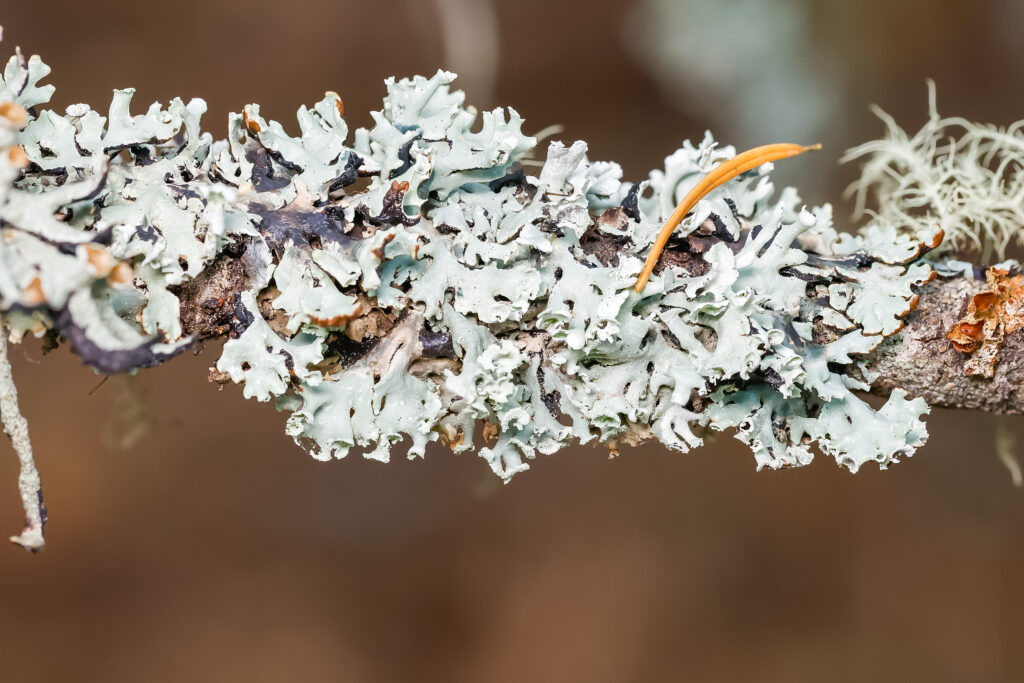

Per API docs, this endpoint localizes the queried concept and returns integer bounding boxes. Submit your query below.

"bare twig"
[0,321,46,551]
[995,415,1022,486]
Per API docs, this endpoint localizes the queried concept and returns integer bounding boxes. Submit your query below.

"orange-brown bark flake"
[947,267,1024,377]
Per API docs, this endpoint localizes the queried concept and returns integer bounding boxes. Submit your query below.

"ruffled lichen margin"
[0,35,1019,549]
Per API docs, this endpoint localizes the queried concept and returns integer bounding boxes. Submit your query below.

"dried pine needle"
[635,142,822,292]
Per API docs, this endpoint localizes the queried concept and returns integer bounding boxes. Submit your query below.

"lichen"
[0,37,943,502]
[844,80,1024,263]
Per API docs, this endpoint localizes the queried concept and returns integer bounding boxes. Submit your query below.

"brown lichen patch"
[482,421,500,442]
[310,301,366,330]
[580,234,628,267]
[173,253,250,339]
[255,286,293,338]
[208,367,232,386]
[903,226,945,262]
[109,262,134,285]
[407,356,458,378]
[242,109,261,134]
[652,248,710,278]
[438,425,464,450]
[345,303,395,343]
[371,231,397,261]
[0,101,28,129]
[947,266,1024,377]
[811,318,841,345]
[22,277,44,306]
[8,145,28,168]
[902,293,922,316]
[81,244,115,277]
[307,296,396,341]
[596,207,630,233]
[580,208,634,267]
[325,91,344,118]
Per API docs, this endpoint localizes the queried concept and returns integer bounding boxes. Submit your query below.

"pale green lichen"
[844,80,1024,263]
[0,36,942,500]
[216,291,325,402]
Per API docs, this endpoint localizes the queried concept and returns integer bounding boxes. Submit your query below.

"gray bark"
[867,276,1024,414]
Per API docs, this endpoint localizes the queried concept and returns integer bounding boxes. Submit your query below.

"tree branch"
[868,274,1024,414]
[172,220,1019,416]
[0,320,45,551]
[2,42,1021,551]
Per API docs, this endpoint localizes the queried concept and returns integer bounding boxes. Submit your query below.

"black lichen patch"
[249,202,355,256]
[419,328,456,359]
[620,183,641,222]
[324,332,377,369]
[389,137,421,180]
[133,224,159,243]
[762,367,784,391]
[780,265,831,284]
[536,364,561,418]
[804,252,875,270]
[329,152,363,192]
[355,180,419,227]
[55,310,193,374]
[231,293,255,336]
[247,147,292,193]
[488,167,527,193]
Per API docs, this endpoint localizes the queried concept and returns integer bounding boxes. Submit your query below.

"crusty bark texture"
[868,275,1024,414]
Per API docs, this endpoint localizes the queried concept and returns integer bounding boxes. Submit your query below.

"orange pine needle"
[634,142,822,292]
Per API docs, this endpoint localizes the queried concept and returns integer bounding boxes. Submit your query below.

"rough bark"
[867,276,1024,414]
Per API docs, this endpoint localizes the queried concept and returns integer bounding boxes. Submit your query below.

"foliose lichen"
[0,39,941,485]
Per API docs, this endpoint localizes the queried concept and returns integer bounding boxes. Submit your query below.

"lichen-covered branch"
[0,33,1021,548]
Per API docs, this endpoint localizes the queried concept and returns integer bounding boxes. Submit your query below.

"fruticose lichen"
[844,80,1024,263]
[1,35,946,513]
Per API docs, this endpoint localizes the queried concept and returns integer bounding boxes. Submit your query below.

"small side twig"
[0,320,46,551]
[995,415,1022,487]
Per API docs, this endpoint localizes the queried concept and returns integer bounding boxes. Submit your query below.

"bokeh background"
[3,1,1024,680]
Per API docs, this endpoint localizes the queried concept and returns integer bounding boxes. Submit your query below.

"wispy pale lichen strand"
[844,81,1024,262]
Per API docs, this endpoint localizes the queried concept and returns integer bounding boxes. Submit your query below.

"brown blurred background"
[2,1,1024,680]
